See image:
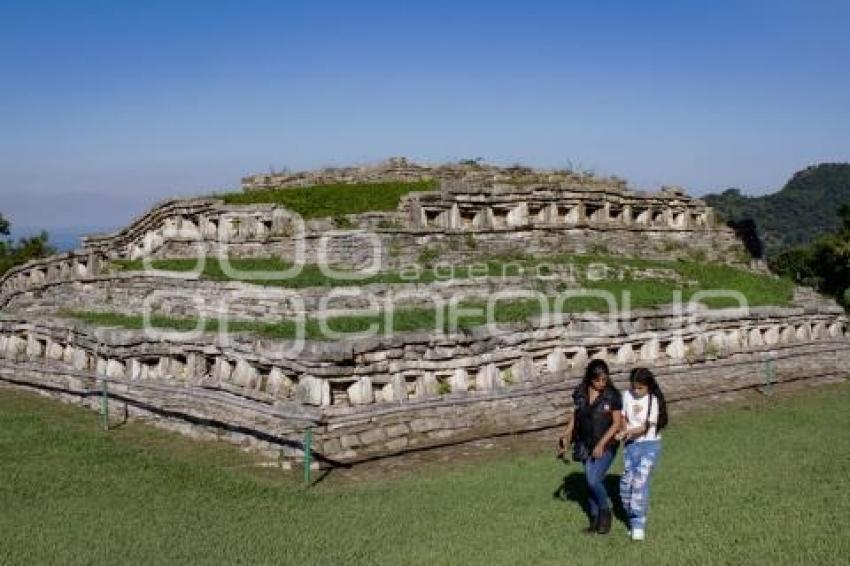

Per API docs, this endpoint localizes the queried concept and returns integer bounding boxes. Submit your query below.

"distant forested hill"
[704,163,850,257]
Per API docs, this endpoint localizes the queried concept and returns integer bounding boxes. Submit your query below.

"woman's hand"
[591,442,606,459]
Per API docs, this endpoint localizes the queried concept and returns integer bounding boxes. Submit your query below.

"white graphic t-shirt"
[622,389,661,442]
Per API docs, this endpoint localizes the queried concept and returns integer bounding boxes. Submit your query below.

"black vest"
[573,384,622,449]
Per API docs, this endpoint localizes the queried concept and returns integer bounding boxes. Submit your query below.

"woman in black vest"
[559,359,623,534]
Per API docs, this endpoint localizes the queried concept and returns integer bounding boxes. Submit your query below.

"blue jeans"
[583,445,617,519]
[620,440,662,530]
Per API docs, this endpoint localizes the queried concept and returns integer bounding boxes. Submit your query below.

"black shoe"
[596,509,612,535]
[583,514,599,534]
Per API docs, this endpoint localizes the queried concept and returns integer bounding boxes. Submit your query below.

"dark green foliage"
[0,214,55,276]
[770,205,850,306]
[218,180,437,218]
[769,246,817,284]
[705,163,850,257]
[840,203,850,229]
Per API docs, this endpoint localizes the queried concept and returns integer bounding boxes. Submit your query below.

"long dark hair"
[572,359,615,411]
[582,359,612,392]
[629,367,668,430]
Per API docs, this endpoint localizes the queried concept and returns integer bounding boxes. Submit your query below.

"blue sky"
[1,0,848,246]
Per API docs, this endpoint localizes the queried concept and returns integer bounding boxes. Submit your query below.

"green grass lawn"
[217,180,437,217]
[1,384,848,565]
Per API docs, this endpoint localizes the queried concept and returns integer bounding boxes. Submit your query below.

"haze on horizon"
[1,0,848,247]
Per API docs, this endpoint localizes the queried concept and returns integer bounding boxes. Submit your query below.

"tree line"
[704,163,850,258]
[770,205,850,307]
[0,213,55,276]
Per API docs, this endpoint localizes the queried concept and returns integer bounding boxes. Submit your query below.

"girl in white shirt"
[616,367,667,541]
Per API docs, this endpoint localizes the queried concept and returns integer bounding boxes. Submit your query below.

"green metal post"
[303,425,313,486]
[100,378,109,431]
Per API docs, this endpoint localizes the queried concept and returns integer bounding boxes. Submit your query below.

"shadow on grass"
[553,471,628,529]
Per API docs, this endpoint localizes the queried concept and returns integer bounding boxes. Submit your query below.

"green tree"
[839,203,850,232]
[810,234,850,300]
[770,246,817,284]
[770,205,850,307]
[0,214,55,276]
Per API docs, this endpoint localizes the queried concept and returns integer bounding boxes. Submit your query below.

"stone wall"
[1,304,846,463]
[75,188,734,267]
[240,156,628,191]
[401,180,715,232]
[2,271,581,319]
[0,177,748,311]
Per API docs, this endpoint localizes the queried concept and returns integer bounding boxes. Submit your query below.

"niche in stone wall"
[690,212,704,227]
[656,340,671,363]
[198,355,216,381]
[170,354,188,380]
[795,324,811,341]
[588,348,607,362]
[491,208,508,229]
[424,210,442,228]
[632,207,649,224]
[31,337,47,359]
[254,365,271,393]
[561,206,579,224]
[460,210,476,229]
[585,204,603,223]
[136,357,162,380]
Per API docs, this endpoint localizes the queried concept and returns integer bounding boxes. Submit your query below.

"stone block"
[449,368,469,392]
[410,418,439,433]
[511,356,535,383]
[380,374,407,403]
[340,434,361,449]
[415,372,439,398]
[359,428,386,446]
[232,359,258,388]
[547,347,569,374]
[347,376,374,405]
[476,363,501,391]
[385,423,410,438]
[385,437,409,451]
[296,375,331,406]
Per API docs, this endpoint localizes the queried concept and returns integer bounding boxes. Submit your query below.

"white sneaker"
[631,528,645,541]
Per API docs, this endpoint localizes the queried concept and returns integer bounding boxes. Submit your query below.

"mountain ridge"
[703,162,850,256]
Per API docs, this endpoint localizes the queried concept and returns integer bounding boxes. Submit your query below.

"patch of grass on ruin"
[61,277,765,340]
[63,298,612,341]
[1,383,848,564]
[112,253,795,307]
[113,257,445,288]
[215,180,437,218]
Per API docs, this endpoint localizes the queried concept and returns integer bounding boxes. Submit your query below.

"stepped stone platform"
[1,158,847,467]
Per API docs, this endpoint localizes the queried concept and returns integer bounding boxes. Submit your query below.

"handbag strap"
[644,394,655,438]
